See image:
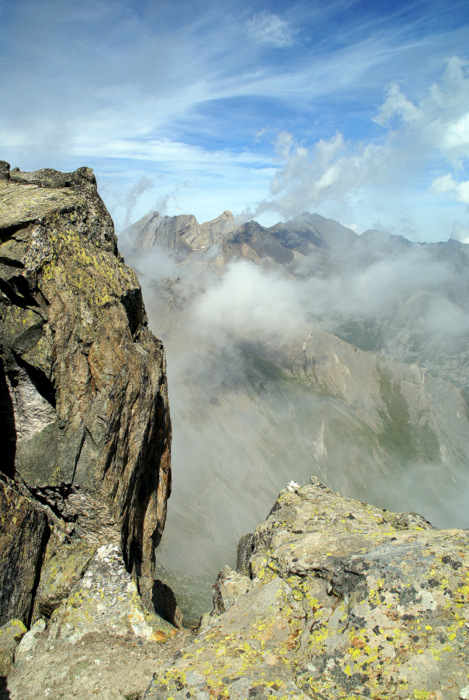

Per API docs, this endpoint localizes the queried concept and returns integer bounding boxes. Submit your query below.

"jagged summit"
[122,209,235,258]
[122,208,427,277]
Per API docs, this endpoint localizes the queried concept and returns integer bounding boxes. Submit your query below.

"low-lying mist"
[119,216,469,620]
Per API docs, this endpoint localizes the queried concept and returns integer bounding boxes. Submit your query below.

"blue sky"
[1,0,469,240]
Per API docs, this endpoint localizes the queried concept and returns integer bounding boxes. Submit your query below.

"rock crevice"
[0,163,172,626]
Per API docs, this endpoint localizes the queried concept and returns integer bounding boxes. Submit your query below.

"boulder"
[0,620,26,677]
[144,478,469,699]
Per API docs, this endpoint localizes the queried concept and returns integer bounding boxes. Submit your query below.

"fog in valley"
[119,215,469,619]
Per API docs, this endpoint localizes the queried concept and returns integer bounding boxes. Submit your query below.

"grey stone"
[144,480,469,699]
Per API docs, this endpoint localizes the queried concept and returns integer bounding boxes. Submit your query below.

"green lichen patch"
[144,480,469,699]
[0,619,28,676]
[0,179,79,231]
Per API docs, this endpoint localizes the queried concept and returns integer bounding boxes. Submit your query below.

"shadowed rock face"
[0,481,48,627]
[0,162,171,622]
[144,479,469,700]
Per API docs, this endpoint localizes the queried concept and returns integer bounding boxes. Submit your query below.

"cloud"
[375,57,469,162]
[442,112,469,153]
[249,57,469,237]
[192,259,308,343]
[432,174,469,204]
[246,11,297,47]
[451,221,469,243]
[295,246,458,330]
[122,176,154,227]
[266,131,388,218]
[374,82,421,126]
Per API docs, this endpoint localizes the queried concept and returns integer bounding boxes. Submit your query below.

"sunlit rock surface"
[0,161,171,620]
[145,479,469,699]
[6,544,181,700]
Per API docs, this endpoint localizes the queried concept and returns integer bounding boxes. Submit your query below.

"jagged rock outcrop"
[144,479,469,699]
[0,162,171,623]
[122,209,235,260]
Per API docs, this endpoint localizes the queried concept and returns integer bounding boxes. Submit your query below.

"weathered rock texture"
[122,209,235,259]
[6,544,182,700]
[0,480,48,627]
[0,620,26,677]
[0,162,171,623]
[145,479,469,699]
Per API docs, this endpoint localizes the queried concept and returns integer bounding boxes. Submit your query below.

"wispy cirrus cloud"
[1,0,468,239]
[246,10,297,47]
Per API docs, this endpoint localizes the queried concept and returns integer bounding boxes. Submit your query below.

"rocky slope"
[6,478,469,699]
[0,162,172,646]
[144,479,469,699]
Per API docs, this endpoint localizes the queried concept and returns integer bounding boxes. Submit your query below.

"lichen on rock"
[0,620,27,677]
[0,162,171,622]
[144,478,469,699]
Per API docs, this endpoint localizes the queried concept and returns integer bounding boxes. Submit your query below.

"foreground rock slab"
[145,479,469,699]
[6,544,183,699]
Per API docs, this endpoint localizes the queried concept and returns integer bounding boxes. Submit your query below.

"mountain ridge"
[120,206,469,621]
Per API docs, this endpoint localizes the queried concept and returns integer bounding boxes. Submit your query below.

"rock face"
[6,544,180,700]
[145,479,469,699]
[122,209,235,259]
[0,162,171,623]
[0,481,48,627]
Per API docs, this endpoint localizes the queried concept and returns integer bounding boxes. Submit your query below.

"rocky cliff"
[121,209,235,260]
[0,162,171,627]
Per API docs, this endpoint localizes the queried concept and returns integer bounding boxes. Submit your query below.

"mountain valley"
[120,209,469,620]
